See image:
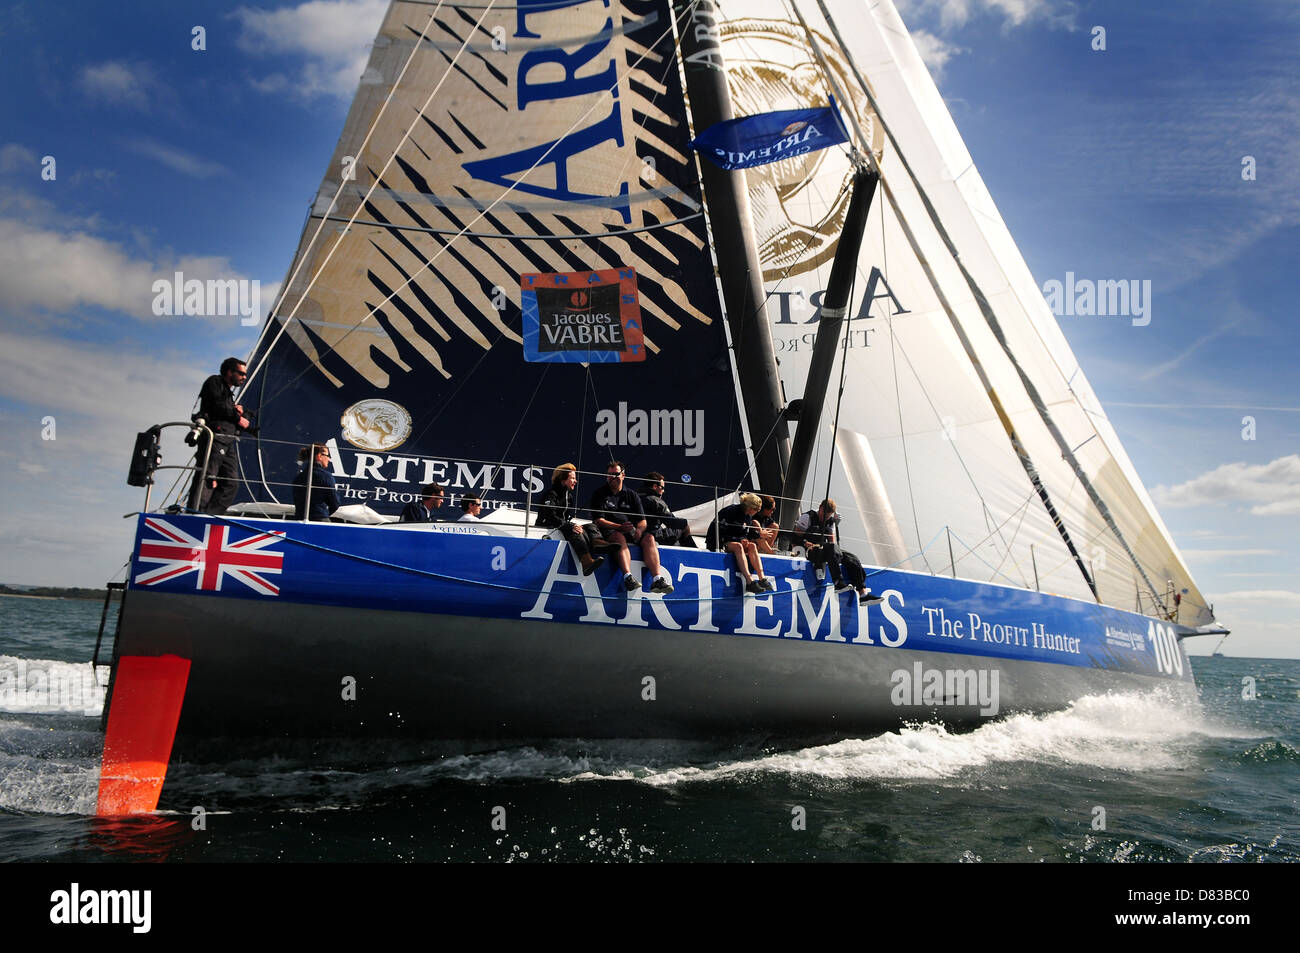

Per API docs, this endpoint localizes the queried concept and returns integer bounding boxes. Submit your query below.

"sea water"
[1,594,1296,863]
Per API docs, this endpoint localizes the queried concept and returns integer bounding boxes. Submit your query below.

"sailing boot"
[581,554,604,576]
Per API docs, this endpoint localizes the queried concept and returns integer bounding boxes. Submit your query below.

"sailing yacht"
[96,0,1224,814]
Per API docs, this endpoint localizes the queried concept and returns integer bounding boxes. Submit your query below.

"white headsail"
[719,0,1213,624]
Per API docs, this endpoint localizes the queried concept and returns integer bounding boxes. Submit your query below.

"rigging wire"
[242,0,456,390]
[476,362,551,507]
[249,0,502,400]
[723,173,854,496]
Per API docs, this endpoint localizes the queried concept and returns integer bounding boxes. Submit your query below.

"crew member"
[717,493,773,594]
[190,357,250,514]
[640,472,695,548]
[793,499,875,604]
[293,443,340,521]
[536,463,604,576]
[458,494,482,521]
[400,483,445,522]
[589,461,673,594]
[754,495,780,554]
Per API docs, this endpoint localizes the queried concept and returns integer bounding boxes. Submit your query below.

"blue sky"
[0,0,1295,657]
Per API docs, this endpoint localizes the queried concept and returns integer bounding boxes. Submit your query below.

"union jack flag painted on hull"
[135,518,285,596]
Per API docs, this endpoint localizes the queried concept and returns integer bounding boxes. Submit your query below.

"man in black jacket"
[639,472,695,548]
[589,461,673,593]
[400,483,445,522]
[190,357,249,513]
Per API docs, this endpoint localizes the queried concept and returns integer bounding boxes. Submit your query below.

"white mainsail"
[719,0,1213,624]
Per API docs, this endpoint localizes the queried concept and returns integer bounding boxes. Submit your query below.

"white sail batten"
[721,0,1213,623]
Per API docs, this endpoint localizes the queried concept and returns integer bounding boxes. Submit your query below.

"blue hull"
[108,513,1195,746]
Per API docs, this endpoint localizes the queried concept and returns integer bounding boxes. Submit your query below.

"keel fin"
[96,654,191,816]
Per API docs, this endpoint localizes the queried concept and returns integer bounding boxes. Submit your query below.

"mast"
[675,0,789,495]
[779,166,878,526]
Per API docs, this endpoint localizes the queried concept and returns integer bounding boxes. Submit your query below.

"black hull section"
[116,589,1194,756]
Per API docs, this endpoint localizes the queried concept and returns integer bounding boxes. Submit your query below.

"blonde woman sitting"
[716,493,773,594]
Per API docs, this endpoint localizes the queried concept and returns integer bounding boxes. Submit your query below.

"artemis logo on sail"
[595,402,704,457]
[1041,272,1151,327]
[890,663,1001,716]
[460,0,636,224]
[151,271,261,326]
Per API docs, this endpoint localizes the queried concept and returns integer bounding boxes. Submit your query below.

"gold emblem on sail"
[340,399,413,451]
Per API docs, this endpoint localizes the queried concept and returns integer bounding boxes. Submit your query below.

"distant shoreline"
[0,586,106,601]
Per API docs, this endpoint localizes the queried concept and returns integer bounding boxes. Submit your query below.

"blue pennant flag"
[691,98,849,171]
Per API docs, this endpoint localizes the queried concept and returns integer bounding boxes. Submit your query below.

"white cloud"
[233,0,388,101]
[0,333,202,440]
[0,143,37,174]
[122,138,229,179]
[1211,590,1300,605]
[1180,549,1280,560]
[0,216,242,317]
[1138,316,1243,382]
[910,30,963,79]
[0,212,280,335]
[897,0,1077,33]
[1152,454,1300,515]
[78,61,157,110]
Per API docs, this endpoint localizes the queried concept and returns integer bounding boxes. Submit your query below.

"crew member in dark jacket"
[589,460,673,593]
[639,472,695,548]
[536,463,603,575]
[293,443,340,521]
[190,357,250,513]
[793,498,875,604]
[400,483,445,522]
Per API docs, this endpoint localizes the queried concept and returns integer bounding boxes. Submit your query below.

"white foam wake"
[0,655,107,716]
[574,690,1260,786]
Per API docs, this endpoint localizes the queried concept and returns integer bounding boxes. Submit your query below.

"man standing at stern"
[190,357,250,514]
